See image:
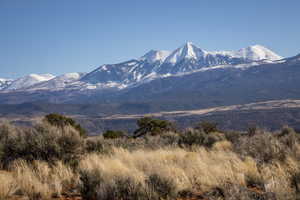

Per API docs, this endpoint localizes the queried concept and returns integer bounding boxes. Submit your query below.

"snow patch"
[232,45,282,61]
[140,50,170,63]
[164,42,206,64]
[4,74,55,90]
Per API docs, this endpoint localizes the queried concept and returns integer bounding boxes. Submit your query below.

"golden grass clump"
[0,171,17,200]
[11,160,76,200]
[79,147,262,197]
[261,162,296,200]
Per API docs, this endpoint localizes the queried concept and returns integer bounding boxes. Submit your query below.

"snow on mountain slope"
[0,42,284,93]
[25,73,85,91]
[0,78,13,90]
[73,42,284,90]
[163,43,282,64]
[140,50,170,64]
[164,42,206,64]
[4,74,55,90]
[232,45,282,61]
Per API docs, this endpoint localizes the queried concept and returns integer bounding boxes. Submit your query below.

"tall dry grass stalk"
[11,160,76,200]
[79,145,260,194]
[0,171,17,200]
[260,156,300,200]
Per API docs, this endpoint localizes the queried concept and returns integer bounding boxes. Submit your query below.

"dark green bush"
[234,132,287,164]
[146,174,178,200]
[291,172,300,195]
[224,131,242,144]
[278,126,296,137]
[44,113,87,137]
[0,123,83,168]
[79,169,103,200]
[247,126,258,136]
[195,121,219,134]
[133,117,175,138]
[84,137,114,154]
[179,129,225,148]
[80,169,148,200]
[112,177,147,200]
[79,169,179,200]
[103,130,126,139]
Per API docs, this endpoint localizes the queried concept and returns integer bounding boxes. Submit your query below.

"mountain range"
[0,42,282,92]
[0,42,299,115]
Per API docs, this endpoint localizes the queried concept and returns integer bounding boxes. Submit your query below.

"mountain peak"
[234,45,282,61]
[28,73,55,80]
[164,42,205,64]
[140,50,170,64]
[4,74,55,91]
[184,41,194,47]
[249,44,266,49]
[182,42,200,55]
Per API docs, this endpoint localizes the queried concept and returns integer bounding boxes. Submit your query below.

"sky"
[0,0,299,79]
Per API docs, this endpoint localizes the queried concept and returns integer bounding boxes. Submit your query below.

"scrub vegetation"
[0,114,300,200]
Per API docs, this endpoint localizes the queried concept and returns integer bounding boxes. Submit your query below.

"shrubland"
[0,115,300,200]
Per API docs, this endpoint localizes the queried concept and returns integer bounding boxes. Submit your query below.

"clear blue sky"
[0,0,299,78]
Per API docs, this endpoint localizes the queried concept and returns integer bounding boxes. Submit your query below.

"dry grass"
[78,146,262,199]
[1,122,300,199]
[78,139,300,199]
[0,171,17,200]
[1,144,300,199]
[11,160,76,200]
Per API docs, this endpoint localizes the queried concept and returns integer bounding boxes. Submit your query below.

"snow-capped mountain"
[3,74,55,91]
[140,50,170,64]
[231,45,283,61]
[0,42,283,93]
[164,42,205,64]
[0,42,299,109]
[80,42,282,88]
[24,73,85,91]
[0,78,13,90]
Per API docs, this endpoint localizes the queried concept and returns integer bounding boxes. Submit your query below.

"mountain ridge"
[0,42,282,93]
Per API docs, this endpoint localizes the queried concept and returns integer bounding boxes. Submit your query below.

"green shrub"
[195,121,219,134]
[112,177,147,200]
[133,117,175,138]
[146,174,178,200]
[0,123,83,168]
[224,131,242,144]
[103,130,126,139]
[278,126,296,137]
[291,172,300,195]
[44,113,87,137]
[247,126,258,136]
[79,169,103,200]
[234,132,287,164]
[79,169,148,200]
[179,129,225,148]
[84,137,114,154]
[154,132,180,147]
